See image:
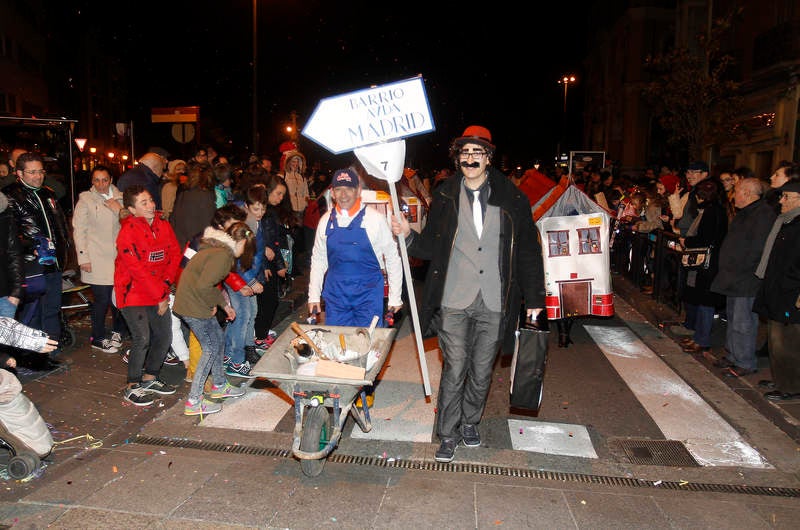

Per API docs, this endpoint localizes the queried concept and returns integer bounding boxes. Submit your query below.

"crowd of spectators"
[1,140,798,404]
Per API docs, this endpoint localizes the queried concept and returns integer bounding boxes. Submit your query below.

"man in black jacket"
[392,125,545,463]
[710,178,775,377]
[753,179,800,401]
[117,150,168,211]
[2,152,71,365]
[0,191,24,319]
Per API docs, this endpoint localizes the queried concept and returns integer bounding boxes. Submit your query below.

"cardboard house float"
[530,178,614,320]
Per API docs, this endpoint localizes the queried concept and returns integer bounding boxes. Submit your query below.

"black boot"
[556,318,575,348]
[556,319,572,348]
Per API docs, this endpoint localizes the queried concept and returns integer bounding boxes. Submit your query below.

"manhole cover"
[616,439,700,467]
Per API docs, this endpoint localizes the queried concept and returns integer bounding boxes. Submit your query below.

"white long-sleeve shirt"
[308,203,403,308]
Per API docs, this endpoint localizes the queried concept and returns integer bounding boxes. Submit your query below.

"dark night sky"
[58,1,591,172]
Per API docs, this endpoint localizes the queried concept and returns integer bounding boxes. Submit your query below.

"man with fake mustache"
[391,125,545,463]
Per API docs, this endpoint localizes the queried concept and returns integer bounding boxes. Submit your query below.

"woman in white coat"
[72,165,126,353]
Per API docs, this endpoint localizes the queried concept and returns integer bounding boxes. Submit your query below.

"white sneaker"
[91,338,119,354]
[109,331,123,348]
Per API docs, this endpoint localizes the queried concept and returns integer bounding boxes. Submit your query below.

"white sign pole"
[355,141,432,396]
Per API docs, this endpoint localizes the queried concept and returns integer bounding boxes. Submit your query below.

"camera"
[35,235,57,266]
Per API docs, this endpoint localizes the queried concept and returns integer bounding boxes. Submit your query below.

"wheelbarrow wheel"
[299,405,331,477]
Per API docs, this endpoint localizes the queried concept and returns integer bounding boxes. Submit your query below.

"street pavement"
[1,271,799,528]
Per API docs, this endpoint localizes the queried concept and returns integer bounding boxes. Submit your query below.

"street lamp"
[556,74,577,163]
[252,0,259,154]
[75,138,87,171]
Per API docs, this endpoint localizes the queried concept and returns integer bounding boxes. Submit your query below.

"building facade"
[583,0,799,177]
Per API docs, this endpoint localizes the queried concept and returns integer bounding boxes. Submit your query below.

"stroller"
[60,269,92,348]
[0,369,53,479]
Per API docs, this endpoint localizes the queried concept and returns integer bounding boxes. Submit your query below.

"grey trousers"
[767,319,800,394]
[436,294,502,440]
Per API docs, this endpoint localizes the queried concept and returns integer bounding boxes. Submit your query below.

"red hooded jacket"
[114,213,181,308]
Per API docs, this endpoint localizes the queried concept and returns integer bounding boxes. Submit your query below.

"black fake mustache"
[460,161,481,168]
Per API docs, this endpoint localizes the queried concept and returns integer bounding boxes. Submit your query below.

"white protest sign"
[302,76,434,154]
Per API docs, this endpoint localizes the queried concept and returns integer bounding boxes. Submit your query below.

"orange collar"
[335,197,362,217]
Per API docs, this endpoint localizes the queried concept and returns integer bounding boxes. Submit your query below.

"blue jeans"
[724,296,758,371]
[684,302,715,348]
[436,294,502,440]
[18,271,62,353]
[183,315,227,402]
[121,305,172,384]
[90,284,125,342]
[224,287,256,365]
[0,297,18,318]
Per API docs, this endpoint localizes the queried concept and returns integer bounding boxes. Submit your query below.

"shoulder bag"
[680,245,712,270]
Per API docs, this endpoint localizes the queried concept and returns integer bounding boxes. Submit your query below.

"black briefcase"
[509,312,549,411]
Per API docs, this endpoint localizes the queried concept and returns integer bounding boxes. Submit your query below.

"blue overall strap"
[322,207,384,327]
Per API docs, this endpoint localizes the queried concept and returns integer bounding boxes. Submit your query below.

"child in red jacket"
[114,185,181,406]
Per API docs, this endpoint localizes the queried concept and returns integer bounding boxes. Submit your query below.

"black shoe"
[461,424,480,447]
[163,351,181,366]
[139,379,176,395]
[43,356,69,371]
[713,357,735,369]
[724,366,757,378]
[245,346,261,365]
[682,342,709,354]
[91,338,120,354]
[434,438,458,463]
[42,359,64,371]
[757,380,776,389]
[124,384,154,406]
[763,391,800,402]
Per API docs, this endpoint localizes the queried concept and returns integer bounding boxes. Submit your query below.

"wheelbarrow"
[250,321,396,477]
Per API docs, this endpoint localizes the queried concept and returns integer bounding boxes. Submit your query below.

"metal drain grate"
[616,439,700,467]
[133,435,799,498]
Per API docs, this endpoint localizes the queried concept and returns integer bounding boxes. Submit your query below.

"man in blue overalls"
[307,167,403,327]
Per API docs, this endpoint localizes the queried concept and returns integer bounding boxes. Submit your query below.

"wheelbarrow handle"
[290,322,326,358]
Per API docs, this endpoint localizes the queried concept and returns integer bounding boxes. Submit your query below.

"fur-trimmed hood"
[198,225,237,253]
[280,149,306,174]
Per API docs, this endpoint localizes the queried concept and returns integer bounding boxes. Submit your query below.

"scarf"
[755,206,800,279]
[685,207,704,237]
